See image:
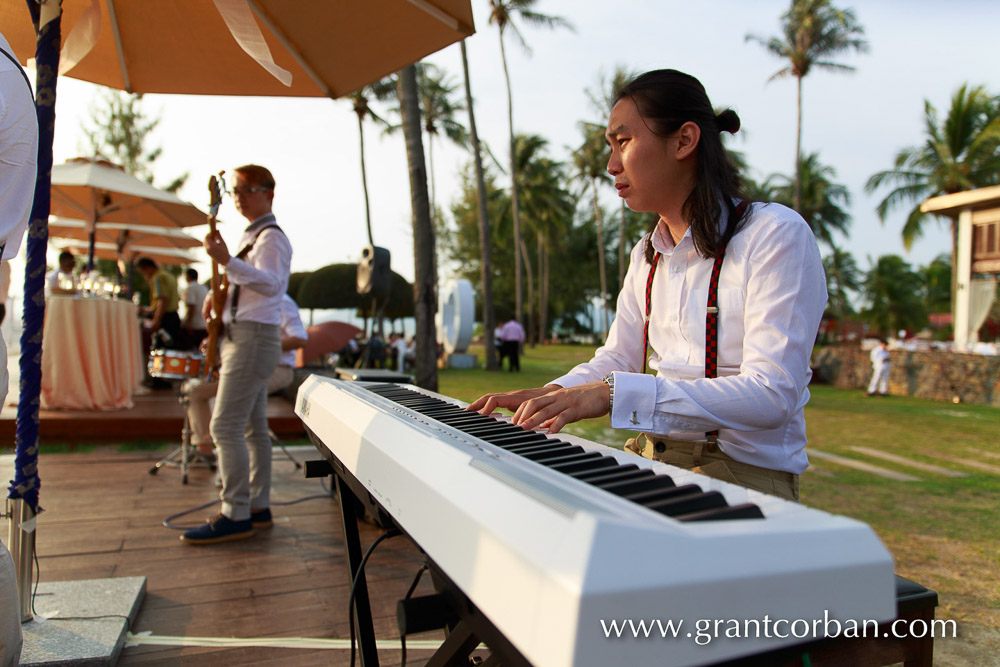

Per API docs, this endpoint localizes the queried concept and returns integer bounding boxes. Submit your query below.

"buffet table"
[41,296,144,410]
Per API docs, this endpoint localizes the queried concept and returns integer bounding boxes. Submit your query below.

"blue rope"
[8,2,61,514]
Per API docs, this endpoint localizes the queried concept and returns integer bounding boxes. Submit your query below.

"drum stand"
[148,383,217,484]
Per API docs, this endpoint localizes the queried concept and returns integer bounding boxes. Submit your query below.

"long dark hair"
[614,69,748,262]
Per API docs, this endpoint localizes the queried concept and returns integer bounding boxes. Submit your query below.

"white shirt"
[44,269,72,297]
[220,215,292,326]
[870,346,890,369]
[551,202,827,474]
[183,281,209,329]
[499,320,525,343]
[278,294,307,367]
[0,33,38,260]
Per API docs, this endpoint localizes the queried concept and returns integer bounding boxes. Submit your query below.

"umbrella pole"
[8,0,62,616]
[87,229,96,271]
[5,499,35,622]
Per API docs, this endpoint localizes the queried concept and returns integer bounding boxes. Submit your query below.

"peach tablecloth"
[41,296,144,410]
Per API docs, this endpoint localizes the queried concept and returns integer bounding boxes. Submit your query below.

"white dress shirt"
[551,202,827,474]
[0,33,38,260]
[278,294,307,367]
[221,215,292,326]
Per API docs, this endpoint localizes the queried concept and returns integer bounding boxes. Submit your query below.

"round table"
[41,296,144,410]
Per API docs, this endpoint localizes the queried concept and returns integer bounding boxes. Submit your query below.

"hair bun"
[715,109,740,134]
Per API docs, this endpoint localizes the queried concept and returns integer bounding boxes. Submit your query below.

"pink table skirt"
[41,296,144,410]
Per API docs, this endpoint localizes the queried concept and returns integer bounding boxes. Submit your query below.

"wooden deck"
[5,447,442,665]
[0,387,306,444]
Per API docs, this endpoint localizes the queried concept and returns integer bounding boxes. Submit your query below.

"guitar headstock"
[208,171,226,218]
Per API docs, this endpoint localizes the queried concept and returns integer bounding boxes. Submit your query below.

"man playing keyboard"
[470,69,826,502]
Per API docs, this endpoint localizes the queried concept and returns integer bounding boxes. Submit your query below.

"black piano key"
[462,423,522,437]
[550,456,618,476]
[587,468,656,489]
[647,491,728,518]
[414,404,464,415]
[574,463,643,483]
[502,441,572,456]
[677,503,765,522]
[435,413,495,426]
[521,445,585,461]
[599,474,677,498]
[483,432,551,447]
[531,451,603,467]
[625,483,700,505]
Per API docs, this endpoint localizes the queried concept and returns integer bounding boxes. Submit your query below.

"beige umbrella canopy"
[2,0,474,97]
[47,217,203,250]
[52,238,199,267]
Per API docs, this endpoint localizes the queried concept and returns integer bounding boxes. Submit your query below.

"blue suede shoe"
[250,508,273,528]
[180,512,254,545]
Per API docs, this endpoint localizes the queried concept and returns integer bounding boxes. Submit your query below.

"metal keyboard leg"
[336,474,380,667]
[424,619,480,667]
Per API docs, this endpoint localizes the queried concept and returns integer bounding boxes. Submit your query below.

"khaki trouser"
[624,433,799,501]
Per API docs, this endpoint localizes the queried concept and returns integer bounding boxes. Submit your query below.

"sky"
[10,0,1000,307]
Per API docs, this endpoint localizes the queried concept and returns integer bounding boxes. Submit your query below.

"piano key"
[646,490,728,517]
[598,474,677,498]
[482,432,552,447]
[623,483,701,505]
[548,456,619,476]
[585,468,656,488]
[530,451,603,467]
[677,503,765,522]
[520,445,586,462]
[573,463,643,482]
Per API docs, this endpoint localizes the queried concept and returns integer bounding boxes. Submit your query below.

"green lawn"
[441,344,1000,629]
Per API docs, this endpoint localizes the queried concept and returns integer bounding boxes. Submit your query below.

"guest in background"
[499,317,526,372]
[180,268,209,350]
[45,250,77,297]
[864,340,891,397]
[136,257,181,349]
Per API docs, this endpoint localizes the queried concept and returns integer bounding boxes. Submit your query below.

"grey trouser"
[625,433,800,501]
[186,364,294,449]
[210,321,281,521]
[0,542,22,667]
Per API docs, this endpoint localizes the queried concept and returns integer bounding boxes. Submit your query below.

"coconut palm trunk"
[397,65,437,391]
[520,236,534,347]
[356,112,375,246]
[591,180,609,335]
[795,77,803,212]
[498,32,523,327]
[460,41,497,370]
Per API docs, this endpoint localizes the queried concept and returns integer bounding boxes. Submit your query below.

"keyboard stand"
[335,473,381,667]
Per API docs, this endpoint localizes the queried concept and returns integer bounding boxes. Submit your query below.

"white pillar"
[954,208,973,351]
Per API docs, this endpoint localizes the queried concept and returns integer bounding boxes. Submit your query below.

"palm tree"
[822,247,861,334]
[746,0,867,210]
[396,66,437,391]
[573,121,612,335]
[346,78,396,246]
[585,66,636,292]
[460,40,498,370]
[865,84,1000,249]
[770,152,851,248]
[488,0,572,327]
[860,254,927,338]
[515,134,573,343]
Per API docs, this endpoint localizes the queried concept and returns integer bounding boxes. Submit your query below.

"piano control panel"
[297,376,896,667]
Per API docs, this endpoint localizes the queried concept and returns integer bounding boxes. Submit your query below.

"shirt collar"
[244,212,276,234]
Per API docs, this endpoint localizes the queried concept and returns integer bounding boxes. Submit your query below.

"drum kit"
[146,348,301,484]
[147,349,216,484]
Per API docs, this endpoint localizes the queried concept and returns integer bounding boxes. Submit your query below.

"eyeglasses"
[231,185,272,197]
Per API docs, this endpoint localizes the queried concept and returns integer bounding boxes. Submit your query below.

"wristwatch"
[603,373,615,415]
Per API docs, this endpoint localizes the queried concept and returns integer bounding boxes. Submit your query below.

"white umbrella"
[47,217,203,250]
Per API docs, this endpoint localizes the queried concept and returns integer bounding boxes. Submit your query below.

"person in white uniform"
[469,69,826,502]
[864,340,891,397]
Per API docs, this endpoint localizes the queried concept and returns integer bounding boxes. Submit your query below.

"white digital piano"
[296,375,898,667]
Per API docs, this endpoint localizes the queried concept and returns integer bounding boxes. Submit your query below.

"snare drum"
[148,350,206,380]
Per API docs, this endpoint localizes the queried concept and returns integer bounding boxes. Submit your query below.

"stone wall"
[811,346,1000,407]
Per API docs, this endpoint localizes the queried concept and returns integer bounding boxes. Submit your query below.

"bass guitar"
[204,172,227,377]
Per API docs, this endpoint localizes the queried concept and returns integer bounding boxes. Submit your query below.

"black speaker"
[357,246,391,300]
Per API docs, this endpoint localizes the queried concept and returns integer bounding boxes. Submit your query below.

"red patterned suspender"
[643,200,748,442]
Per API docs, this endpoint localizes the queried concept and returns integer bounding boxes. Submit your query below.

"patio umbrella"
[47,217,203,251]
[2,0,474,97]
[50,157,207,269]
[52,238,199,267]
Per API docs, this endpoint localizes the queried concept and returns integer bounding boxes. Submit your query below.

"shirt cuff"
[548,373,587,389]
[609,372,657,431]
